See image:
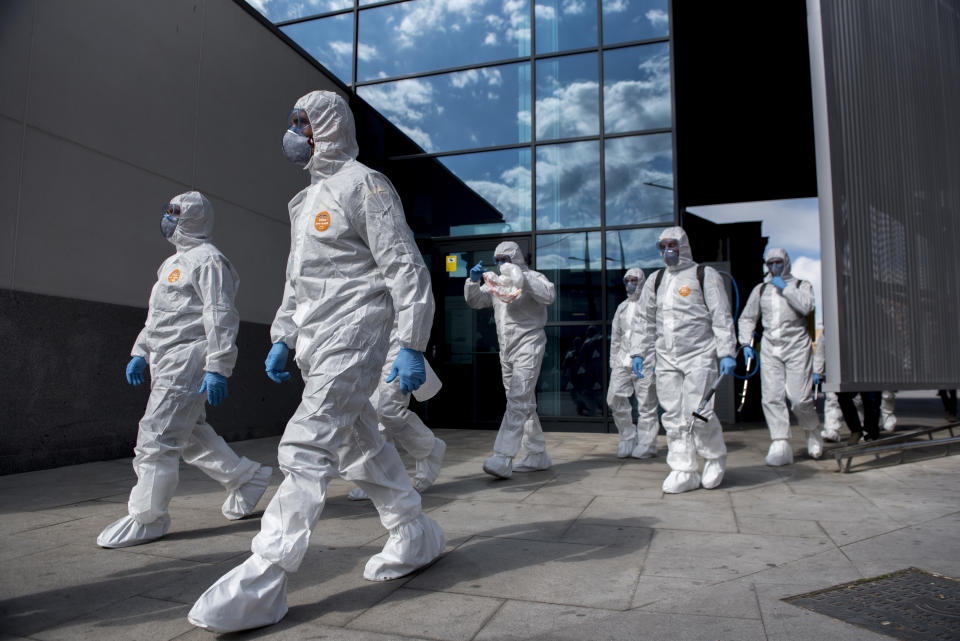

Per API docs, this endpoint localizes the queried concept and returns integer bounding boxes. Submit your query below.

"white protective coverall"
[189,91,444,633]
[97,192,270,549]
[814,336,895,439]
[738,248,822,465]
[466,241,556,479]
[607,268,660,459]
[348,318,446,500]
[630,227,737,493]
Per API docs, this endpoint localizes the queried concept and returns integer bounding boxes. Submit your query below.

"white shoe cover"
[222,465,273,520]
[882,415,897,432]
[805,431,823,459]
[515,450,551,472]
[413,438,446,492]
[821,428,842,443]
[662,470,701,494]
[482,454,513,479]
[617,437,637,458]
[630,435,657,459]
[97,514,170,548]
[363,513,445,582]
[348,486,371,501]
[765,439,794,466]
[188,554,287,633]
[701,457,726,489]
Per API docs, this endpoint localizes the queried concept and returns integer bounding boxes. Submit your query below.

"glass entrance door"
[427,237,531,429]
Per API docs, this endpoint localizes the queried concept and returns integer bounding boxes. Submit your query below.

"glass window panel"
[602,0,669,44]
[357,0,531,81]
[436,148,532,236]
[605,133,674,226]
[357,63,530,153]
[535,0,598,54]
[603,43,671,133]
[535,53,599,141]
[253,0,352,22]
[537,325,606,417]
[536,140,600,230]
[604,227,668,314]
[281,14,354,84]
[536,232,602,321]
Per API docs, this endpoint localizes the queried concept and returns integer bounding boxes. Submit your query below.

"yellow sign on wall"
[445,255,458,272]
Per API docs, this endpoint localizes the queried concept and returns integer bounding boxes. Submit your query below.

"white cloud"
[329,41,352,58]
[450,69,480,88]
[359,78,434,124]
[466,163,531,220]
[481,68,503,86]
[563,0,586,15]
[396,125,435,152]
[483,32,498,45]
[646,8,669,27]
[356,42,378,62]
[603,0,629,13]
[534,80,601,139]
[535,4,557,21]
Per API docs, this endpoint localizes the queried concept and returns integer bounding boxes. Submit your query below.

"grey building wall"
[0,0,346,472]
[807,0,960,391]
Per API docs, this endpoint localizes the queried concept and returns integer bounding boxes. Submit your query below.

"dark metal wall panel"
[810,0,960,390]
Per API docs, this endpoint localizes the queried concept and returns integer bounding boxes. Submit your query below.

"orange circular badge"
[678,285,691,297]
[168,269,181,283]
[314,211,331,232]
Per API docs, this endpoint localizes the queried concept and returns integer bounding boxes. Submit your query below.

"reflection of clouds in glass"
[603,0,628,12]
[536,141,600,230]
[604,45,671,133]
[563,0,587,15]
[358,79,436,150]
[646,9,668,26]
[604,133,674,226]
[602,0,669,44]
[536,232,603,270]
[386,0,528,50]
[604,228,665,270]
[531,81,599,139]
[249,0,351,21]
[466,164,531,223]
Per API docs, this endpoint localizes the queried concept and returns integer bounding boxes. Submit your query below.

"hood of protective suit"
[495,241,528,270]
[625,267,645,301]
[169,191,213,251]
[658,226,694,272]
[765,247,793,280]
[294,90,359,182]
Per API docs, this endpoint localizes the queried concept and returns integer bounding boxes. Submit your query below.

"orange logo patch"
[314,211,331,232]
[678,285,691,297]
[168,269,181,283]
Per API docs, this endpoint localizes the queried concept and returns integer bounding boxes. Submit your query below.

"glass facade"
[257,0,676,432]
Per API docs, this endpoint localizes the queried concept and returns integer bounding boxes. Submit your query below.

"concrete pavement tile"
[742,547,864,586]
[473,601,617,641]
[0,510,75,536]
[717,464,787,491]
[347,588,502,641]
[816,515,906,546]
[405,535,645,610]
[736,516,825,538]
[427,500,583,541]
[632,575,717,608]
[559,522,653,548]
[756,582,890,641]
[854,487,960,523]
[422,473,548,504]
[140,555,259,605]
[642,529,832,582]
[577,495,737,533]
[30,595,193,641]
[0,480,134,513]
[731,490,889,522]
[636,578,762,620]
[840,511,960,577]
[0,545,197,637]
[516,488,596,509]
[174,618,431,640]
[528,471,664,499]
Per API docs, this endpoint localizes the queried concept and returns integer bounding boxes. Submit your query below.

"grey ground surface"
[1,416,958,640]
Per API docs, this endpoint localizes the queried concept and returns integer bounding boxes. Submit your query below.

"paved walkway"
[1,420,958,640]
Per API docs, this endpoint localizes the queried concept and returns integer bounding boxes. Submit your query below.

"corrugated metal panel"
[809,0,960,390]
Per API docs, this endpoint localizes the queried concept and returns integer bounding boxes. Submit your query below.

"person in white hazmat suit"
[466,242,556,479]
[347,318,447,501]
[607,268,660,458]
[188,91,444,633]
[630,227,738,494]
[738,248,823,465]
[97,192,272,549]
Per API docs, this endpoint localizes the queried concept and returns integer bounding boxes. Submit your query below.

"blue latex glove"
[126,356,147,386]
[771,276,787,290]
[631,356,644,379]
[813,373,823,386]
[386,347,426,395]
[742,346,757,362]
[199,372,228,406]
[719,356,737,376]
[469,261,484,283]
[265,342,291,383]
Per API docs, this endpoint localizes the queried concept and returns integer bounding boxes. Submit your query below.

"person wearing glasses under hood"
[466,242,556,479]
[97,192,272,549]
[188,91,444,633]
[607,268,660,459]
[738,248,823,465]
[630,227,737,493]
